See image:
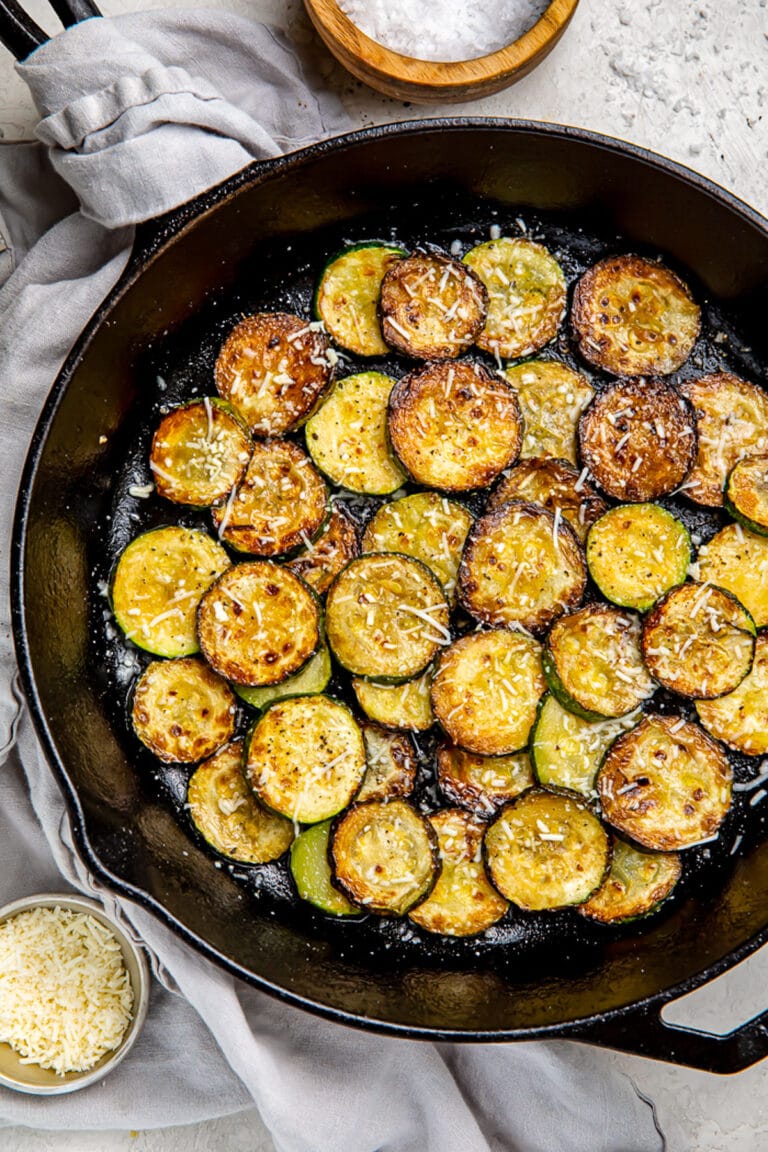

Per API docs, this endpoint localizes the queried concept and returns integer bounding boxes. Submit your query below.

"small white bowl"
[0,892,150,1095]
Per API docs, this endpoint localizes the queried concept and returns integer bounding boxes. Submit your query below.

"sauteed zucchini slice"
[212,439,328,557]
[504,360,594,465]
[725,455,768,536]
[112,526,230,658]
[357,724,416,803]
[578,837,682,924]
[215,312,334,436]
[487,457,607,543]
[484,789,611,911]
[330,799,439,914]
[352,668,435,731]
[388,360,522,492]
[586,504,691,611]
[150,399,251,506]
[597,715,732,851]
[325,553,449,682]
[696,632,768,756]
[695,523,768,628]
[679,373,768,507]
[431,630,546,756]
[362,492,473,604]
[463,237,566,360]
[198,562,320,687]
[306,371,406,495]
[379,251,487,360]
[571,255,700,376]
[289,820,358,915]
[530,694,640,798]
[409,809,508,937]
[544,604,655,720]
[188,740,294,863]
[314,243,406,356]
[286,504,360,595]
[436,743,534,815]
[132,657,236,763]
[245,695,366,824]
[234,643,331,710]
[578,378,696,502]
[641,582,755,699]
[458,501,586,635]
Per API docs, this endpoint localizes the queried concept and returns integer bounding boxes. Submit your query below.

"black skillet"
[5,0,768,1073]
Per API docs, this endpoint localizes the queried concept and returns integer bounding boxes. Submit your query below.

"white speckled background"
[1,0,767,1148]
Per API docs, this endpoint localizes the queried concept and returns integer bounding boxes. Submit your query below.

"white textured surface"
[1,0,767,1148]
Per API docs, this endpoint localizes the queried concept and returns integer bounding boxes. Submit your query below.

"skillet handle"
[0,0,100,60]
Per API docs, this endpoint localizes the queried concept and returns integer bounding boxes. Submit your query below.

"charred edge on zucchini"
[504,360,594,465]
[286,504,360,595]
[695,522,768,629]
[530,693,641,799]
[379,250,488,360]
[352,668,435,731]
[577,837,682,924]
[132,657,236,764]
[725,455,768,537]
[696,632,768,757]
[679,374,768,507]
[314,243,406,357]
[586,503,691,612]
[436,743,534,815]
[488,457,607,543]
[289,820,359,915]
[357,723,417,803]
[150,398,252,507]
[234,643,331,710]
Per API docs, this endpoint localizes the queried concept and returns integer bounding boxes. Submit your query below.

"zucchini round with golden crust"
[289,820,358,915]
[463,237,567,360]
[212,439,328,558]
[245,695,366,824]
[484,789,611,911]
[198,562,320,687]
[696,632,768,757]
[234,643,331,711]
[132,657,236,764]
[487,458,607,543]
[352,669,435,732]
[725,455,768,536]
[577,837,682,924]
[325,553,449,682]
[188,740,294,863]
[586,504,691,612]
[695,523,768,628]
[357,724,416,803]
[214,312,333,436]
[531,693,640,798]
[150,399,251,506]
[505,360,594,465]
[314,243,405,356]
[578,378,696,502]
[458,501,586,635]
[409,809,508,937]
[379,251,487,360]
[571,255,700,376]
[544,605,655,720]
[388,361,522,492]
[436,743,534,815]
[112,526,230,658]
[597,715,732,851]
[679,374,768,507]
[431,630,546,756]
[286,504,360,596]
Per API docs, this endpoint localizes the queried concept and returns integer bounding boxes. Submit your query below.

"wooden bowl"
[303,0,580,103]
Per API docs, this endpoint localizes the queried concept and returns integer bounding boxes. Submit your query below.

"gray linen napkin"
[0,10,664,1148]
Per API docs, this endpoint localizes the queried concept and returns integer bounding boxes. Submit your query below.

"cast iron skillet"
[6,7,768,1075]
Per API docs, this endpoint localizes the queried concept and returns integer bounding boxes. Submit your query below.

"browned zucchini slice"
[234,643,331,711]
[571,255,700,376]
[679,374,768,507]
[286,504,360,596]
[150,399,251,506]
[436,743,534,815]
[725,455,768,536]
[362,491,473,604]
[484,789,611,911]
[463,237,566,360]
[409,809,508,936]
[330,799,439,914]
[431,630,546,756]
[197,562,320,687]
[245,695,366,824]
[696,632,768,756]
[132,657,236,763]
[587,504,691,612]
[544,605,656,720]
[379,251,487,360]
[352,669,435,731]
[188,740,294,863]
[357,724,416,803]
[695,523,768,628]
[111,526,230,658]
[388,361,522,492]
[325,553,449,682]
[458,501,586,635]
[289,820,358,915]
[597,715,732,851]
[504,360,594,465]
[530,693,641,798]
[314,243,405,356]
[212,439,328,557]
[487,458,607,543]
[578,838,682,924]
[641,582,755,699]
[214,312,333,436]
[578,378,696,502]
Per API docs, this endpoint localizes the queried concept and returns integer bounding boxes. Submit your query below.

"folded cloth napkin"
[0,10,665,1149]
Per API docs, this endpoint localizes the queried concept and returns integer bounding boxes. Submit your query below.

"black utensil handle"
[47,0,100,28]
[0,0,100,59]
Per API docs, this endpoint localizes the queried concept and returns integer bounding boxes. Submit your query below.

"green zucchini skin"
[577,837,682,925]
[352,668,435,732]
[234,643,331,710]
[696,522,768,629]
[724,455,768,537]
[530,693,640,798]
[289,820,359,916]
[313,243,406,357]
[586,503,691,612]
